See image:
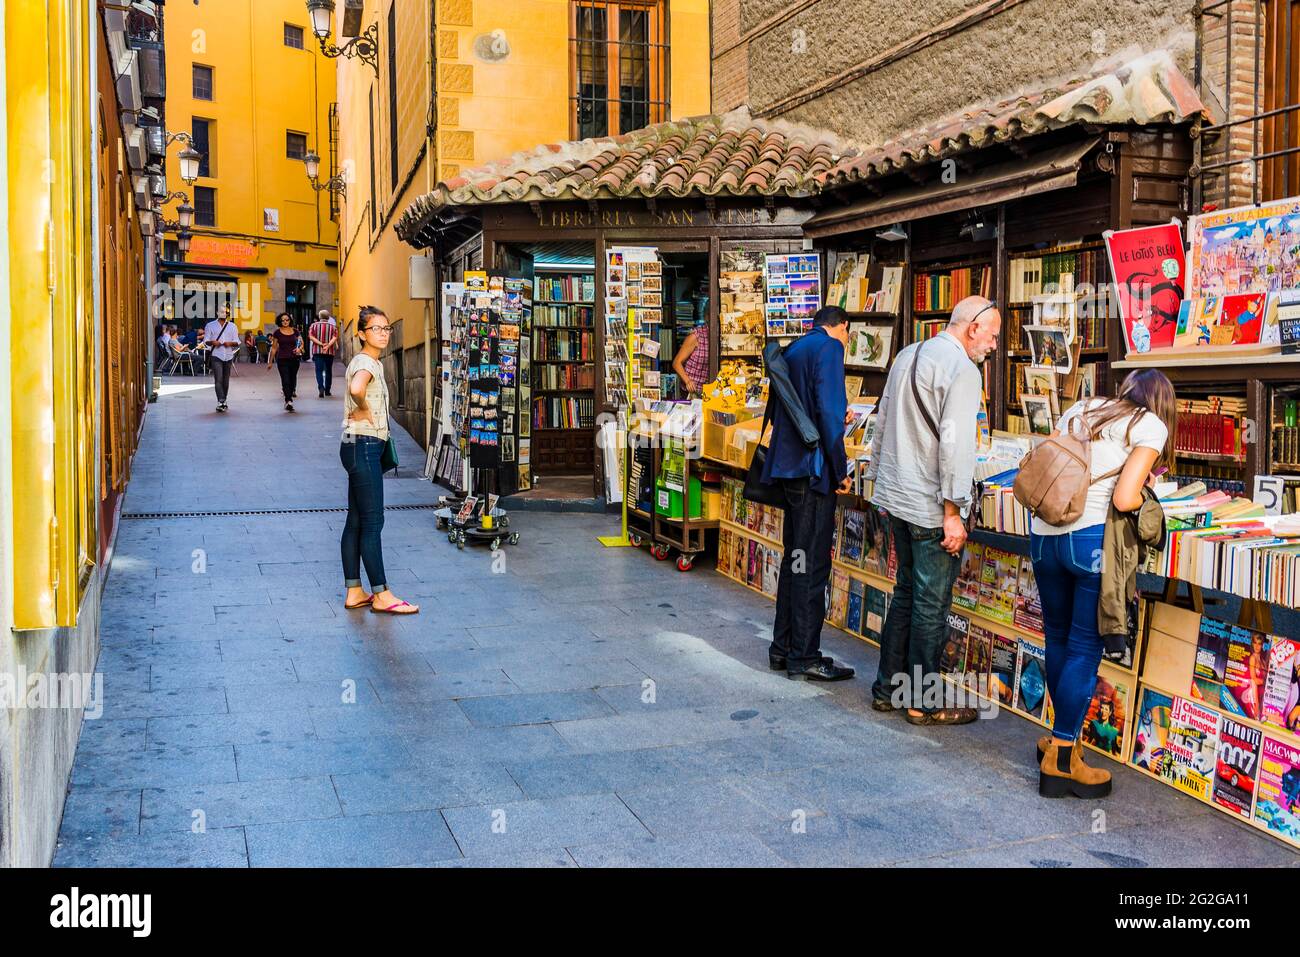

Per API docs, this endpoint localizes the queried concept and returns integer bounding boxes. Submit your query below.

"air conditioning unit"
[125,126,146,170]
[115,49,141,112]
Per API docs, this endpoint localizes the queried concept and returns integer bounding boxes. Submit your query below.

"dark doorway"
[284,279,317,329]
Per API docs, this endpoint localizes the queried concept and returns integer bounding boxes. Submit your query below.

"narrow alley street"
[54,369,1297,868]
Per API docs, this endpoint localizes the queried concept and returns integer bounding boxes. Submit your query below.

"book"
[828,567,849,625]
[989,633,1018,706]
[1167,696,1221,800]
[1013,639,1046,720]
[1213,716,1262,819]
[1133,687,1175,776]
[1078,676,1127,756]
[1191,617,1230,702]
[1221,625,1271,721]
[1012,556,1043,634]
[1262,637,1300,732]
[1255,735,1300,844]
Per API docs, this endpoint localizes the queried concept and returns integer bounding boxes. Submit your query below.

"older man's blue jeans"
[871,515,961,710]
[770,477,837,672]
[314,354,334,394]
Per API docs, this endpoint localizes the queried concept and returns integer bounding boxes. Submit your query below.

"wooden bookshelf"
[530,274,595,475]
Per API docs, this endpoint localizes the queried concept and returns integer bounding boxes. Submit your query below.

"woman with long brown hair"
[1029,368,1177,798]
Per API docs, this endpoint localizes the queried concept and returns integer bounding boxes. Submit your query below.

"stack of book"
[536,274,593,302]
[1175,396,1248,460]
[532,395,594,429]
[913,265,991,312]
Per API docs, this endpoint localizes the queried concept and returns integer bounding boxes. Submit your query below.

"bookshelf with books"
[530,270,595,475]
[1003,243,1114,431]
[910,259,991,340]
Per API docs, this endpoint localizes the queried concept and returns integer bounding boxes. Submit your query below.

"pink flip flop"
[370,599,418,615]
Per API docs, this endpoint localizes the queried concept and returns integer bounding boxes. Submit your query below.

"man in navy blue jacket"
[760,306,855,681]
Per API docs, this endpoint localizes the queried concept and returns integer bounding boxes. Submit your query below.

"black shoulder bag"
[909,341,982,533]
[742,402,785,507]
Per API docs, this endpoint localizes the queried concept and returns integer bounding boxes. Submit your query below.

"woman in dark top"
[266,312,303,412]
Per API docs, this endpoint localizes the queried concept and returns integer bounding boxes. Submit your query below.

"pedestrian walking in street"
[203,305,243,413]
[267,312,303,412]
[309,308,339,398]
[1028,369,1174,799]
[757,305,855,682]
[340,305,418,616]
[866,295,1000,724]
[243,331,256,362]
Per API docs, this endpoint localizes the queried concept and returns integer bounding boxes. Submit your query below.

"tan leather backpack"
[1012,415,1122,526]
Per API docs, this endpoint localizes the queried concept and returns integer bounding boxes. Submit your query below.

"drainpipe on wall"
[422,0,436,452]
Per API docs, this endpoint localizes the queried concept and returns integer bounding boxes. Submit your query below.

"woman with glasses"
[266,312,303,412]
[340,305,419,615]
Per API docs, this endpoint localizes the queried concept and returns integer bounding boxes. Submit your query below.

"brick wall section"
[1198,0,1266,209]
[711,0,745,111]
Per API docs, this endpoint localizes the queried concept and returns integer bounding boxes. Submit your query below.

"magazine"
[1255,735,1300,844]
[953,543,983,611]
[861,586,888,643]
[1012,556,1043,634]
[1192,616,1230,703]
[940,613,970,679]
[1213,716,1262,819]
[841,509,865,565]
[1081,676,1129,757]
[762,547,780,597]
[989,633,1017,706]
[1167,696,1221,800]
[845,579,865,635]
[1221,624,1271,721]
[827,568,849,626]
[1262,637,1300,732]
[861,506,891,577]
[1013,639,1046,720]
[963,624,993,692]
[1132,687,1174,776]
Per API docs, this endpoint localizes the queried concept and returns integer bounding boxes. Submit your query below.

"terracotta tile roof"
[820,50,1205,189]
[395,112,855,241]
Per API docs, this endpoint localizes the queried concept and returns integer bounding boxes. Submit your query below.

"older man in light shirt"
[865,295,1000,725]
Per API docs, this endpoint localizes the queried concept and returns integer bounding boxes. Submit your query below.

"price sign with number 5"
[1254,475,1285,516]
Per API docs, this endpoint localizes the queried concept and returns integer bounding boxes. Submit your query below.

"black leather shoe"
[768,654,787,671]
[787,659,855,682]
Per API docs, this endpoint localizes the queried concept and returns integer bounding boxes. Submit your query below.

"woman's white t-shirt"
[1030,398,1168,536]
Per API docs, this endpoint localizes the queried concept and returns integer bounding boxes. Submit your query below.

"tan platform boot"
[1038,739,1112,799]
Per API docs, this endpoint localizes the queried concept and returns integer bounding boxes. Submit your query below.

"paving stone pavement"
[54,369,1300,867]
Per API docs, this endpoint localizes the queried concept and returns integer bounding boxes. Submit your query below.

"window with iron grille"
[191,118,212,177]
[194,186,216,227]
[284,23,305,49]
[192,64,213,101]
[569,1,668,139]
[1195,0,1300,206]
[286,130,308,161]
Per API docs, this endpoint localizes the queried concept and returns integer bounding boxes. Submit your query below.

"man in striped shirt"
[308,309,339,398]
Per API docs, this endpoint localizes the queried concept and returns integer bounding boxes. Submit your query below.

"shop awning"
[395,112,857,244]
[819,49,1204,188]
[803,137,1102,239]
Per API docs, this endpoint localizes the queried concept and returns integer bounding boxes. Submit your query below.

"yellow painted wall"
[164,0,339,329]
[334,0,712,444]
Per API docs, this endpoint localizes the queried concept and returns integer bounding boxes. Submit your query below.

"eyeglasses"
[366,324,393,333]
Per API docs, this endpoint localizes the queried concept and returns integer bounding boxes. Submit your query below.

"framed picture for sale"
[1021,394,1055,436]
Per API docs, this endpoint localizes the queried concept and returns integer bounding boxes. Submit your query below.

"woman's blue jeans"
[340,435,387,592]
[1029,524,1105,742]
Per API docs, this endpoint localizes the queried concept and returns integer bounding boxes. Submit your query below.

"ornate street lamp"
[177,230,193,255]
[176,147,202,185]
[305,1,379,76]
[302,149,347,197]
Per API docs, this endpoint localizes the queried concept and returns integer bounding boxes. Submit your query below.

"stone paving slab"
[55,371,1300,867]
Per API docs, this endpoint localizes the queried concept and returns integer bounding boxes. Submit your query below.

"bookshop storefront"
[394,114,847,500]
